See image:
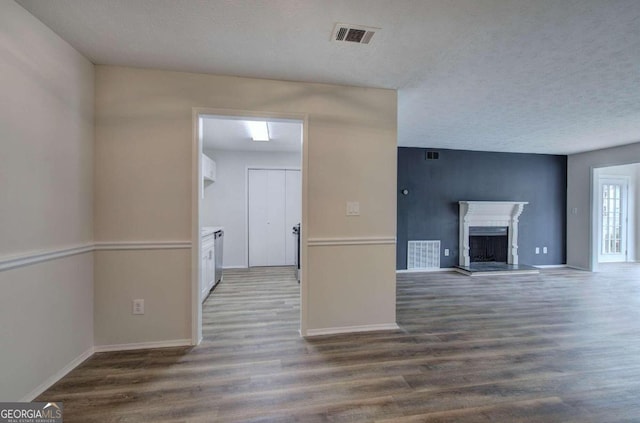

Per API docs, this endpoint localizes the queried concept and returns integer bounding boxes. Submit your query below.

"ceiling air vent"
[332,23,379,44]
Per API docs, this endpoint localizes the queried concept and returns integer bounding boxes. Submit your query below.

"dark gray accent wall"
[397,148,567,269]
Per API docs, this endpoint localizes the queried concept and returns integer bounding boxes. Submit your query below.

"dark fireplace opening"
[469,226,508,263]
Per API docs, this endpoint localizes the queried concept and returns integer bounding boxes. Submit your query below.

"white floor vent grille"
[407,240,441,270]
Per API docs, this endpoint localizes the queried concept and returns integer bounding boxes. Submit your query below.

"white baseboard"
[534,264,568,269]
[21,346,94,402]
[304,323,399,337]
[566,265,591,271]
[94,339,192,353]
[396,268,455,273]
[223,265,247,269]
[19,339,193,401]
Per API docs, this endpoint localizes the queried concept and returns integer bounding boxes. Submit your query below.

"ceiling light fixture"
[247,121,270,141]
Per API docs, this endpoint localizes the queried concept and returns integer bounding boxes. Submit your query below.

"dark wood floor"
[38,264,640,422]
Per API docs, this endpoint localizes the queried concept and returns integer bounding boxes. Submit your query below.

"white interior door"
[598,177,628,263]
[265,170,287,265]
[285,170,301,265]
[248,169,288,266]
[248,169,269,266]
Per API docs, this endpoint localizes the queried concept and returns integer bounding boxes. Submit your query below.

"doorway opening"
[192,109,307,344]
[591,164,639,271]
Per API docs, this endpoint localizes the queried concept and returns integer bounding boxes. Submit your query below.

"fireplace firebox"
[469,226,508,263]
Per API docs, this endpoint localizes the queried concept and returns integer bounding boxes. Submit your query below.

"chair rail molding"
[0,241,193,272]
[0,243,94,272]
[307,236,396,247]
[94,241,192,250]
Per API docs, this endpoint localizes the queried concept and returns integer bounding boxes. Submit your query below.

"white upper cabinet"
[203,154,216,182]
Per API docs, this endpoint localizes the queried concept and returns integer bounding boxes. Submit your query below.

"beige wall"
[0,1,94,400]
[567,141,640,270]
[0,256,94,401]
[95,65,397,340]
[93,250,191,346]
[307,244,396,328]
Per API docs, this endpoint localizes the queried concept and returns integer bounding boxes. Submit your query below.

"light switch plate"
[133,299,144,315]
[543,247,548,254]
[346,201,360,216]
[444,248,450,256]
[535,247,540,255]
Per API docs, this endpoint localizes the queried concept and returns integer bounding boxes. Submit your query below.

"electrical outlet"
[571,207,578,215]
[346,201,360,216]
[535,247,540,255]
[444,248,450,256]
[543,246,548,254]
[132,299,144,315]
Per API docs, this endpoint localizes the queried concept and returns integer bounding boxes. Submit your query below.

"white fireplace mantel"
[459,201,528,267]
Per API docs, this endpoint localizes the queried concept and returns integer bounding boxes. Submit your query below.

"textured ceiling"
[202,117,302,153]
[17,0,640,154]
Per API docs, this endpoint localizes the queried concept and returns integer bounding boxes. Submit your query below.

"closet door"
[248,169,287,266]
[284,170,301,265]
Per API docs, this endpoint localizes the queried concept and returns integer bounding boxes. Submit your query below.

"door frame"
[191,108,309,345]
[596,175,629,263]
[246,167,301,268]
[590,165,637,272]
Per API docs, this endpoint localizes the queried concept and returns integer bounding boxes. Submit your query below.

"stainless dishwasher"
[293,223,300,282]
[214,230,224,285]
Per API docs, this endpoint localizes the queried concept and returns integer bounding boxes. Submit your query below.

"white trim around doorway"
[191,108,309,345]
[590,164,638,272]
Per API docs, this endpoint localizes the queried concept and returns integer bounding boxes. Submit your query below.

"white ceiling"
[17,0,640,155]
[202,117,302,153]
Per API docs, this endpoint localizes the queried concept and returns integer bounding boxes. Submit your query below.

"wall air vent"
[408,240,441,270]
[332,23,379,44]
[426,151,440,160]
